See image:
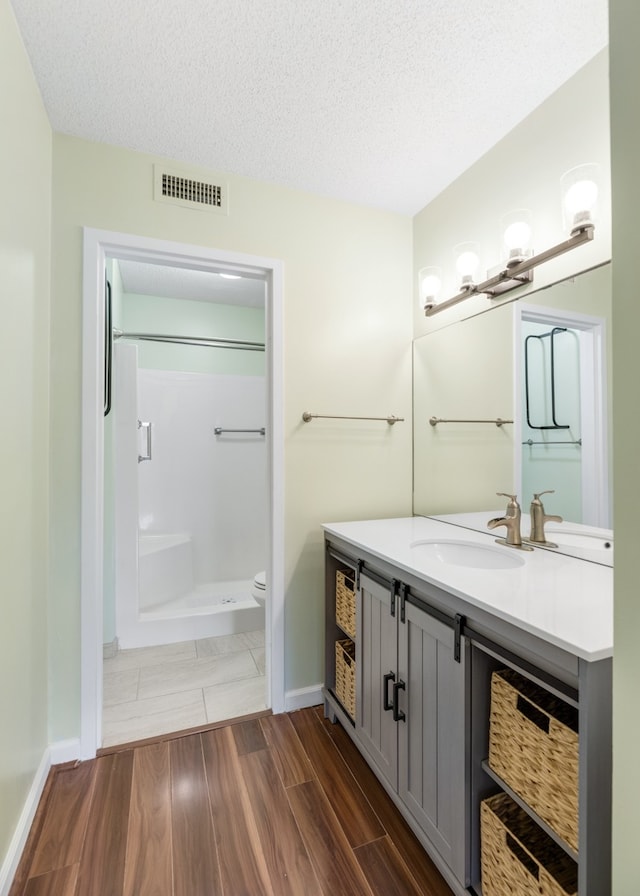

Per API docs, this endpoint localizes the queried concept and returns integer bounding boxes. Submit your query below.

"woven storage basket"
[335,638,356,719]
[335,568,356,638]
[481,793,577,896]
[488,669,579,851]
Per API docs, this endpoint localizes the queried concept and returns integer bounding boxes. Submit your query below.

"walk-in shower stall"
[111,325,267,649]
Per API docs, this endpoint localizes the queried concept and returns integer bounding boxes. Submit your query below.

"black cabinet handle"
[383,672,395,712]
[392,680,406,722]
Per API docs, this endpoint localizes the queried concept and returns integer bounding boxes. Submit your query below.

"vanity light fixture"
[422,165,597,317]
[454,242,481,291]
[500,209,533,267]
[560,163,600,234]
[418,266,442,309]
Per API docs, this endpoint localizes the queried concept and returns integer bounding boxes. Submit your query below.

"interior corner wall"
[412,49,611,340]
[0,0,52,876]
[411,48,611,514]
[49,135,413,738]
[609,1,640,892]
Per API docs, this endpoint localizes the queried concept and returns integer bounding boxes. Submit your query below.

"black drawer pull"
[392,680,406,722]
[383,672,395,712]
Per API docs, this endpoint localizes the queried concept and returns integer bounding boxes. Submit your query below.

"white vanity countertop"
[322,516,613,662]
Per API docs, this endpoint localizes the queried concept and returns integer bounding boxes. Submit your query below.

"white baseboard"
[49,739,81,766]
[284,684,323,712]
[0,749,51,896]
[0,738,83,896]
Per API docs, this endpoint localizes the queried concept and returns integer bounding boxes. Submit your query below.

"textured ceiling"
[10,0,608,216]
[118,259,265,307]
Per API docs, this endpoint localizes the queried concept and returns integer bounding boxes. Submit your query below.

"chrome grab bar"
[138,420,152,462]
[214,427,265,435]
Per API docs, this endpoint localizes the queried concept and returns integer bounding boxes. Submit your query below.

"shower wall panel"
[137,368,267,584]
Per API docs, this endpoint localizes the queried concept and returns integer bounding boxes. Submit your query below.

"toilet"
[252,570,266,607]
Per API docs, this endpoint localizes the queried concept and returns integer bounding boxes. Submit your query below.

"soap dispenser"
[528,490,563,545]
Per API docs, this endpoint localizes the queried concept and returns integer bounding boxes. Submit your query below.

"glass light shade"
[561,163,600,234]
[453,242,480,289]
[500,209,533,267]
[418,266,442,309]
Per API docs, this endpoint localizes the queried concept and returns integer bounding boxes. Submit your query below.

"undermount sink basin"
[409,539,526,570]
[545,529,614,551]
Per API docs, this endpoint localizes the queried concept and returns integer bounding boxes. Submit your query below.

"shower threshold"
[140,579,259,621]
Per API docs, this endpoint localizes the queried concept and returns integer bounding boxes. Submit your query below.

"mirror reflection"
[412,262,612,564]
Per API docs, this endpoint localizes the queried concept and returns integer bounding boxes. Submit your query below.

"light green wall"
[49,135,413,738]
[610,1,640,891]
[0,0,51,868]
[121,292,265,375]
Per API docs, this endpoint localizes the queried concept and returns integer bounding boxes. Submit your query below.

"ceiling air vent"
[153,164,228,215]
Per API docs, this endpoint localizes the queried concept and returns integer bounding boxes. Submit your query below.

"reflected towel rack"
[214,427,265,435]
[523,438,582,446]
[429,416,512,428]
[302,412,404,425]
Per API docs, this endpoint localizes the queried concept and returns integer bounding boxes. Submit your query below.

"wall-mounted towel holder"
[302,412,404,425]
[429,416,512,428]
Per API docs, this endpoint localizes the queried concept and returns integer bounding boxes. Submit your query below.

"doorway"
[80,228,285,759]
[514,303,609,527]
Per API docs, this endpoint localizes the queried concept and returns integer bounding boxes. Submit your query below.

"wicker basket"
[488,669,579,851]
[335,568,356,638]
[481,793,577,896]
[335,638,356,719]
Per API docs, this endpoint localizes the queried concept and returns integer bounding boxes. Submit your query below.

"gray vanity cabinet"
[397,599,466,880]
[324,527,612,896]
[357,572,398,790]
[356,571,468,885]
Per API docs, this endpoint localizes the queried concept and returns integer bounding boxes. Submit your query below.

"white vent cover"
[153,164,228,215]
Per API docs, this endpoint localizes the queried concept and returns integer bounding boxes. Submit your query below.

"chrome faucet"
[528,490,563,545]
[487,493,533,550]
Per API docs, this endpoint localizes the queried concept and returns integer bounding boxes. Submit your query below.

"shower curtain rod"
[113,329,265,352]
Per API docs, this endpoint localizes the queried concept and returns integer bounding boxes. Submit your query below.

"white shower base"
[118,581,264,649]
[117,533,264,649]
[141,579,259,619]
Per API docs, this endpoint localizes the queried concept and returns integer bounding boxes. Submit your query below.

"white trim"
[48,739,82,766]
[0,749,51,896]
[285,685,324,712]
[81,228,286,758]
[514,303,609,527]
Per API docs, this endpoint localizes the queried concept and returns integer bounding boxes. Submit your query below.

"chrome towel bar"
[302,412,404,425]
[429,416,513,427]
[523,438,582,446]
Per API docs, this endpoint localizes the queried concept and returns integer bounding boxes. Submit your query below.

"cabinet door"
[397,600,468,885]
[357,573,399,790]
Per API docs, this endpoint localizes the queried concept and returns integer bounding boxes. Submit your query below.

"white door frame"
[80,227,285,759]
[513,302,609,527]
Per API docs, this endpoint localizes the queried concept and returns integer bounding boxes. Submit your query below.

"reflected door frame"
[80,228,285,758]
[514,303,609,527]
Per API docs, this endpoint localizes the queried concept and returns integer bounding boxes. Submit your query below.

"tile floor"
[102,630,266,748]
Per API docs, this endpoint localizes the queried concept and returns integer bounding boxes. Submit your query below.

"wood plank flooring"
[10,707,454,896]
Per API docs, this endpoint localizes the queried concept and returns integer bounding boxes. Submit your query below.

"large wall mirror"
[412,262,612,559]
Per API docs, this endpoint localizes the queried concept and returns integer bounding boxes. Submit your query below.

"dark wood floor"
[10,706,454,896]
